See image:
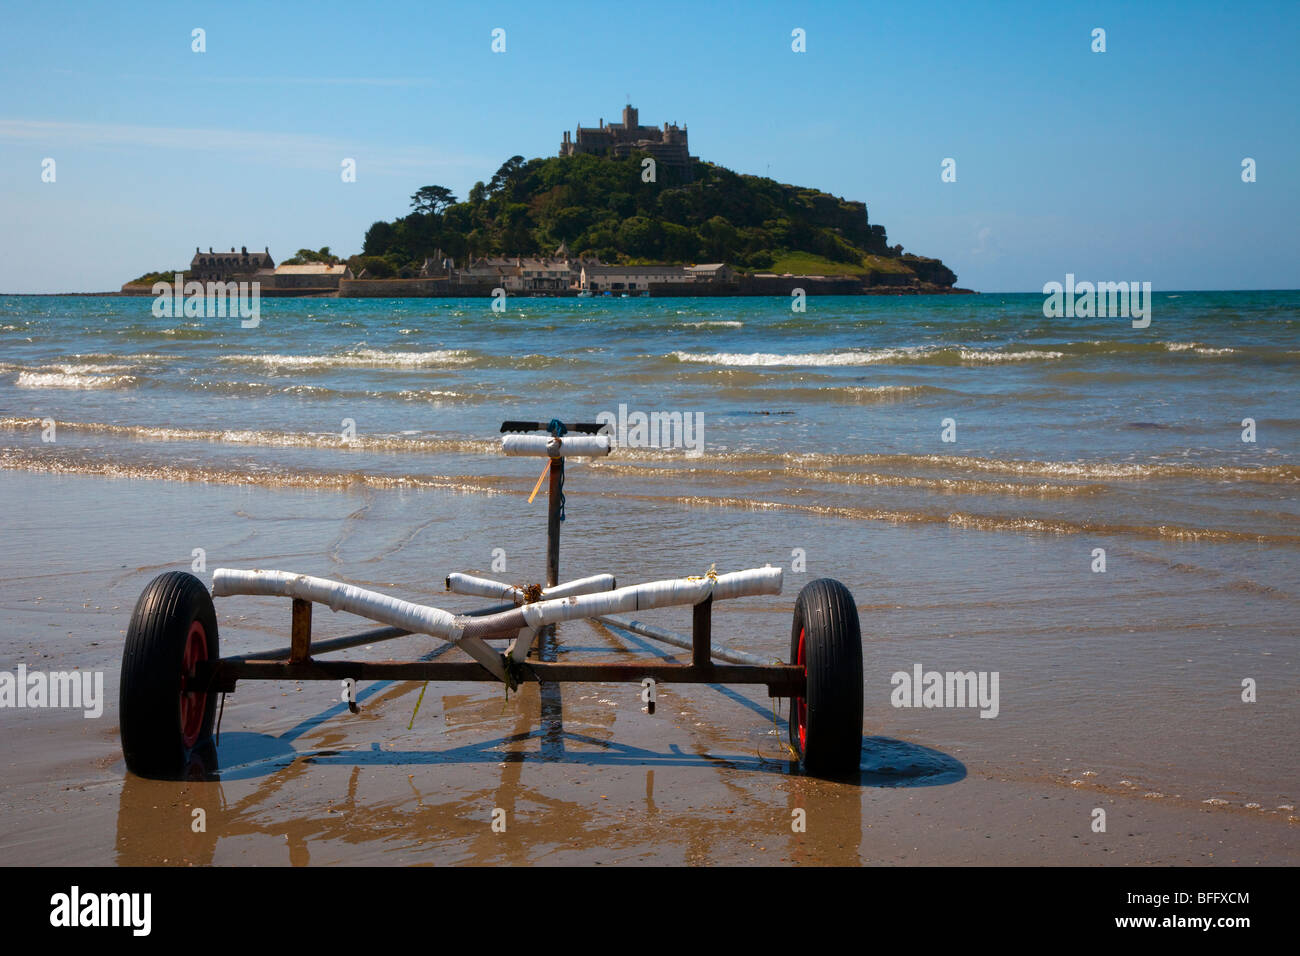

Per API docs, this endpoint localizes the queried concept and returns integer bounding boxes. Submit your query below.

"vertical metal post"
[540,454,564,750]
[546,456,563,588]
[290,598,312,663]
[692,595,713,668]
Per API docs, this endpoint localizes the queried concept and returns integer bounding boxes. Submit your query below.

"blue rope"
[547,419,567,521]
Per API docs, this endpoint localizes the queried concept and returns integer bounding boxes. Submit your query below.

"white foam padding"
[459,566,783,640]
[212,569,459,639]
[444,573,517,602]
[501,433,611,458]
[212,565,781,645]
[445,572,616,604]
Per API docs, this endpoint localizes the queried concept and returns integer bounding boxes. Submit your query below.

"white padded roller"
[212,569,459,636]
[445,572,617,604]
[444,573,524,602]
[458,566,784,640]
[211,565,783,672]
[501,433,611,458]
[210,568,508,679]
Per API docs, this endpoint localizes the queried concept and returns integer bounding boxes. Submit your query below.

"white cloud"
[0,118,491,176]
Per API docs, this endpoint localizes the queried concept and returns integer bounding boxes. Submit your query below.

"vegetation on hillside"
[357,153,911,277]
[125,155,959,287]
[280,247,341,266]
[127,270,188,285]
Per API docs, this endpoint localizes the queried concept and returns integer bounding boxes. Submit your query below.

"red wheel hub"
[795,626,807,752]
[179,620,208,749]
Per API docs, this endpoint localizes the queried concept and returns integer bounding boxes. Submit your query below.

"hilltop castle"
[560,105,697,179]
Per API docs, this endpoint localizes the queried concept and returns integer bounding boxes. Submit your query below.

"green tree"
[488,155,526,197]
[281,246,341,265]
[661,222,700,261]
[349,255,397,278]
[362,220,397,256]
[410,185,457,216]
[617,216,663,259]
[550,206,592,242]
[700,215,739,261]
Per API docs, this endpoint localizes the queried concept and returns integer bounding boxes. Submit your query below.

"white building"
[579,263,693,292]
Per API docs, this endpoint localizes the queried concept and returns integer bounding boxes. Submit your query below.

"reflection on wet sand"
[114,621,964,865]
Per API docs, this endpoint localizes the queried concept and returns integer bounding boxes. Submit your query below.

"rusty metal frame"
[203,659,802,697]
[289,599,312,664]
[200,587,804,698]
[201,420,804,704]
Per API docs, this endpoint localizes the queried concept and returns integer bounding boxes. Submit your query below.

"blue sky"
[0,0,1296,293]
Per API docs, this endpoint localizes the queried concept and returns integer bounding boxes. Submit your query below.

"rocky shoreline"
[105,280,975,298]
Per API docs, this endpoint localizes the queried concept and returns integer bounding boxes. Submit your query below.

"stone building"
[419,249,456,277]
[459,243,591,292]
[560,105,697,179]
[685,263,734,282]
[269,263,353,291]
[580,263,694,292]
[190,246,274,282]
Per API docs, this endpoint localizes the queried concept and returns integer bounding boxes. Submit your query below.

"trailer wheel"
[120,571,220,777]
[788,578,863,776]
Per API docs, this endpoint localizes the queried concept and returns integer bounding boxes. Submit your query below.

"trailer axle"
[201,659,804,698]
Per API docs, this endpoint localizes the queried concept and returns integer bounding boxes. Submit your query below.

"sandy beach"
[1,466,1294,866]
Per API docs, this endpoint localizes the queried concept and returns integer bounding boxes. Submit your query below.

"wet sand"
[0,470,1295,865]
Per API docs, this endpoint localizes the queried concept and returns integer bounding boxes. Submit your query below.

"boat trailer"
[119,419,864,778]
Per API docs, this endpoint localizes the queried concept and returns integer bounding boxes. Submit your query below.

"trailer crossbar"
[203,658,805,697]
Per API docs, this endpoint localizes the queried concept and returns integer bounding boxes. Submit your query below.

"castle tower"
[559,105,696,180]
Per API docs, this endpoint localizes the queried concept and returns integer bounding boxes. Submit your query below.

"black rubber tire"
[788,578,863,776]
[120,571,220,778]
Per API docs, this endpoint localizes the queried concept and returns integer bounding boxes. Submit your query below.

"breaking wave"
[668,347,1065,367]
[0,418,494,455]
[218,349,474,369]
[3,417,1293,484]
[14,370,137,390]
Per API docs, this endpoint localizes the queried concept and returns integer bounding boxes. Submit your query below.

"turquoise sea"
[0,291,1296,825]
[1,291,1296,544]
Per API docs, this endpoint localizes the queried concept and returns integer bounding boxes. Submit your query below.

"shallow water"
[2,292,1298,543]
[0,292,1295,863]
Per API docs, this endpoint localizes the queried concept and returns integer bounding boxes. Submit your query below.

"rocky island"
[124,105,968,297]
